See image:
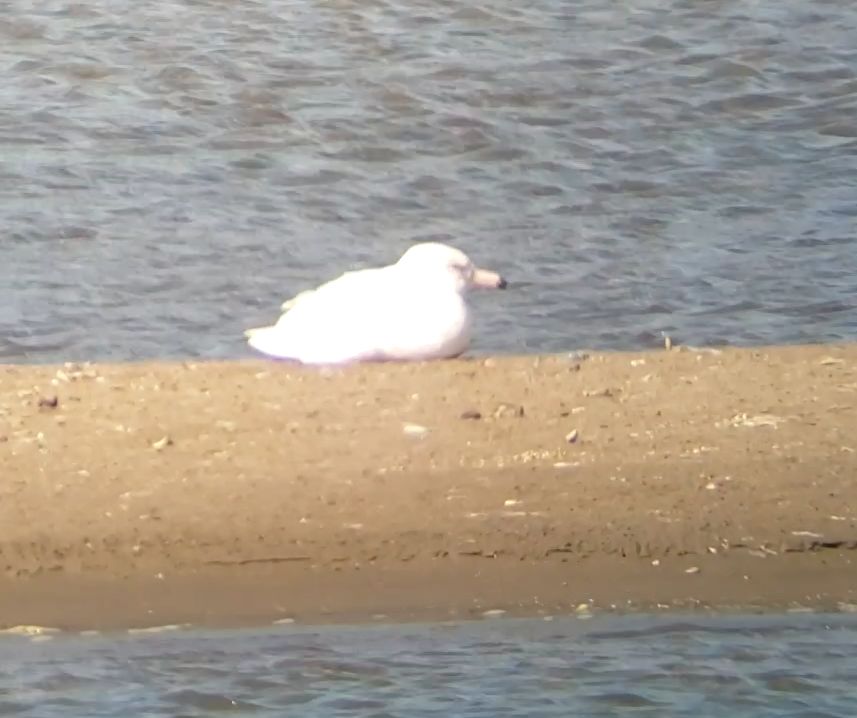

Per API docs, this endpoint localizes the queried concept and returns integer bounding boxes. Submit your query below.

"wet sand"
[1,344,856,631]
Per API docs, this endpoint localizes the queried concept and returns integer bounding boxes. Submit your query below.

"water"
[2,1,855,713]
[1,615,855,717]
[1,0,856,362]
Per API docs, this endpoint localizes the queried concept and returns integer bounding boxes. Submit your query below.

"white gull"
[244,242,507,365]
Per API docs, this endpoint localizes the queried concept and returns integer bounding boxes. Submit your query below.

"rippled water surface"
[3,615,857,717]
[1,0,857,361]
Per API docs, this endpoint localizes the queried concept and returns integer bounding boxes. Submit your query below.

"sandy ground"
[1,344,856,631]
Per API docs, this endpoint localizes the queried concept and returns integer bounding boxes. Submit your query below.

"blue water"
[1,0,855,713]
[3,0,857,361]
[3,615,856,717]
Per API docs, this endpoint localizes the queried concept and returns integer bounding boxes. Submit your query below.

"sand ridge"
[0,344,855,628]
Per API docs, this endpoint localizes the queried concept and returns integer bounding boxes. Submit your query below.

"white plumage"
[245,242,507,365]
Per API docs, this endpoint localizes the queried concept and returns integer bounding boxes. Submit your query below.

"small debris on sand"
[151,436,173,450]
[127,624,189,634]
[403,423,429,437]
[0,625,60,636]
[583,388,617,398]
[493,403,525,419]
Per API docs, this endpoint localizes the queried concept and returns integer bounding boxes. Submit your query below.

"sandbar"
[0,344,855,631]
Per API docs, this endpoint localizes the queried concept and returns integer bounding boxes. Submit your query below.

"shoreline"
[1,344,855,631]
[3,554,857,635]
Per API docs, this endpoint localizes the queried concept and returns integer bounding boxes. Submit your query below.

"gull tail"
[246,323,300,361]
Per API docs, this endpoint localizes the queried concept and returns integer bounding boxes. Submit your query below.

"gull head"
[396,242,508,294]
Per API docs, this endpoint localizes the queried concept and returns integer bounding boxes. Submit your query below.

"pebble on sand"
[403,423,429,436]
[459,409,482,420]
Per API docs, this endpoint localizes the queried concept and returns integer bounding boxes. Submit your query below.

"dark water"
[3,615,857,717]
[1,0,857,362]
